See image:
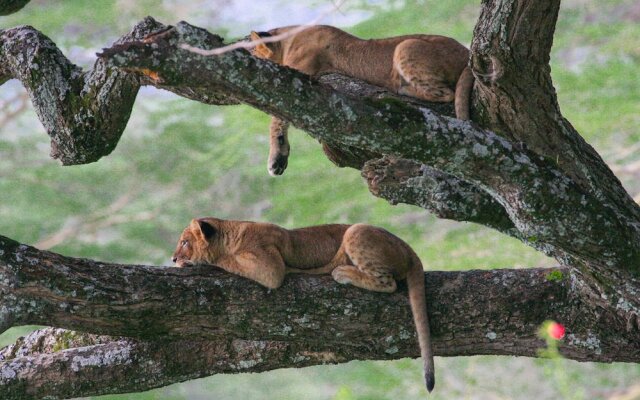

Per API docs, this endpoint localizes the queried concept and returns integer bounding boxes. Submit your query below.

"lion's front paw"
[175,259,195,268]
[268,152,289,176]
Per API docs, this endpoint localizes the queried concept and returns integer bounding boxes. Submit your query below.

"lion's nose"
[172,256,177,263]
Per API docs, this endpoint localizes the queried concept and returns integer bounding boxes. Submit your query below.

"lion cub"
[249,25,473,175]
[173,217,436,392]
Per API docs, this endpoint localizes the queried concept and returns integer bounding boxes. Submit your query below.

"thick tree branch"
[0,19,238,165]
[1,235,638,358]
[0,235,638,399]
[316,75,521,238]
[4,328,404,400]
[362,156,519,238]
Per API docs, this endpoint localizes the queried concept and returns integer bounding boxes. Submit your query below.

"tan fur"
[173,217,436,392]
[249,25,473,176]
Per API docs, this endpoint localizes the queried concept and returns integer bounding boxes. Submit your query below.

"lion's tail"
[454,65,474,120]
[407,251,435,393]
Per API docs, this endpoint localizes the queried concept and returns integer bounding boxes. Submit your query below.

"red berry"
[547,322,566,339]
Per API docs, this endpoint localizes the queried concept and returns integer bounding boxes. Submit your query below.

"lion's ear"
[190,219,216,242]
[250,31,261,41]
[250,31,274,58]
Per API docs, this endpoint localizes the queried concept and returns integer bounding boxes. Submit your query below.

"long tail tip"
[425,372,435,393]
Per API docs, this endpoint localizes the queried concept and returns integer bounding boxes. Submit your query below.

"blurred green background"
[1,0,639,398]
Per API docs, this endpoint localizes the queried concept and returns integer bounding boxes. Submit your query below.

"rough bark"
[362,156,519,237]
[0,24,138,164]
[0,237,638,399]
[1,0,640,398]
[0,19,237,165]
[470,0,637,222]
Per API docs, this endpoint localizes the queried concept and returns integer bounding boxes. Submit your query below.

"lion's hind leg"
[330,223,408,293]
[331,264,397,293]
[393,39,455,102]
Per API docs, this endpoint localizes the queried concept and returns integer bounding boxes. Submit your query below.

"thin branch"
[0,91,29,127]
[180,0,347,56]
[34,192,157,250]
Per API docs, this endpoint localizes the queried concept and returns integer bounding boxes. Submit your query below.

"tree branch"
[362,156,519,238]
[0,23,140,164]
[2,235,638,358]
[4,328,392,399]
[0,19,237,165]
[0,234,638,399]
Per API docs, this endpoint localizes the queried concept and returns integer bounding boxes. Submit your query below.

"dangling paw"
[268,151,289,176]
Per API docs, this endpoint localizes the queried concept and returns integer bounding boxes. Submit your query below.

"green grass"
[1,0,118,46]
[0,0,193,50]
[349,0,478,43]
[87,356,640,400]
[0,326,43,348]
[553,61,640,147]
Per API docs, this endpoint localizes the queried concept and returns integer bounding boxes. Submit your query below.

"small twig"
[179,0,346,56]
[34,191,157,250]
[606,141,640,164]
[610,159,640,174]
[0,92,29,127]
